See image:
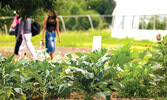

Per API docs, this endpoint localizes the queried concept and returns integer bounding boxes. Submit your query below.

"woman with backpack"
[17,18,38,60]
[41,10,61,60]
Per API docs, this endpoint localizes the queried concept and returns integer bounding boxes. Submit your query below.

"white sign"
[92,36,102,51]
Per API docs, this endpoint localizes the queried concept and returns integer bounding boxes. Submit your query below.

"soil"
[31,92,154,100]
[0,46,92,58]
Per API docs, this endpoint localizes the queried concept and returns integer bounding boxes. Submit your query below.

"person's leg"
[51,33,56,60]
[19,35,26,58]
[45,31,56,60]
[50,53,54,60]
[14,41,19,55]
[24,33,38,60]
[14,35,22,55]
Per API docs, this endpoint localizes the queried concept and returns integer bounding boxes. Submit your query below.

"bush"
[64,3,103,31]
[100,22,110,29]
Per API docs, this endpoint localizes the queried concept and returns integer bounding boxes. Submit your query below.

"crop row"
[1,36,167,100]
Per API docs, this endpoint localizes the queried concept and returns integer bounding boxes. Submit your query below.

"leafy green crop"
[0,41,167,99]
[64,49,121,100]
[108,42,135,67]
[149,35,167,96]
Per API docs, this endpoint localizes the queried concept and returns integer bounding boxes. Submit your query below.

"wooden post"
[153,15,156,30]
[4,23,8,34]
[3,17,8,34]
[142,16,145,29]
[87,15,94,31]
[59,16,66,32]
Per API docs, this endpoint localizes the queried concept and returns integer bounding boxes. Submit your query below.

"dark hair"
[48,10,57,19]
[52,10,57,19]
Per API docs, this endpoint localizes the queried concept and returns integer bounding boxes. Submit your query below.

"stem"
[3,68,5,85]
[43,87,46,100]
[42,75,47,100]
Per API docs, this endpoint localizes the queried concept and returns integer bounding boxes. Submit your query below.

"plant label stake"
[92,36,101,51]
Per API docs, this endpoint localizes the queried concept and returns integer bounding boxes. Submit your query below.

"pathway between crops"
[0,46,92,58]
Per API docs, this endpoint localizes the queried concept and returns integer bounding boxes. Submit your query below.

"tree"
[86,0,116,23]
[86,0,116,15]
[0,0,57,18]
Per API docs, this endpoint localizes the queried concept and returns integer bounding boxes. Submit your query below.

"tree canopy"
[0,0,116,32]
[86,0,116,15]
[0,0,57,17]
[0,0,116,17]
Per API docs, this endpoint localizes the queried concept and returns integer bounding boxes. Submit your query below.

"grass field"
[0,29,156,51]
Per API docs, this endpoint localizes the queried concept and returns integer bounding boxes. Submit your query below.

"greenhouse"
[111,0,167,42]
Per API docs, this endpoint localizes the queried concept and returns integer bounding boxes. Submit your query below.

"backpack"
[9,24,19,35]
[31,22,40,36]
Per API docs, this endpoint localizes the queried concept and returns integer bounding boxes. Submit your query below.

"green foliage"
[111,45,160,98]
[118,62,157,98]
[86,0,116,23]
[0,0,116,32]
[0,5,13,16]
[64,49,120,100]
[70,3,83,15]
[1,40,167,99]
[108,42,135,66]
[0,54,71,99]
[86,0,116,15]
[0,5,13,33]
[0,29,155,51]
[65,4,102,30]
[54,0,72,15]
[0,0,57,18]
[0,54,26,99]
[139,16,166,30]
[100,22,110,29]
[149,35,167,96]
[0,86,15,100]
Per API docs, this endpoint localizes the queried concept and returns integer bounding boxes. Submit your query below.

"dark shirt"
[46,17,57,32]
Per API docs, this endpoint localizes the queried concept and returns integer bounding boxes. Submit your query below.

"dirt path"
[0,46,92,57]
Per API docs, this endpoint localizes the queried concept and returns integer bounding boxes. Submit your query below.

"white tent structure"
[111,0,167,42]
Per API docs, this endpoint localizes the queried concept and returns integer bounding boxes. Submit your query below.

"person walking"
[17,18,38,60]
[10,12,22,57]
[41,10,61,60]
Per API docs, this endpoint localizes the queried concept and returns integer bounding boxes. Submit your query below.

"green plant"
[20,59,71,99]
[118,61,156,98]
[64,49,121,100]
[106,43,159,98]
[0,54,26,99]
[108,42,135,66]
[149,35,167,97]
[100,22,110,29]
[1,40,167,99]
[0,53,73,99]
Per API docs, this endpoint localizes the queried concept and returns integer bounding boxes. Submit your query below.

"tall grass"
[0,29,156,51]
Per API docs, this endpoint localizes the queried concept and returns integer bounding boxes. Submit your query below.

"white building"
[111,0,167,42]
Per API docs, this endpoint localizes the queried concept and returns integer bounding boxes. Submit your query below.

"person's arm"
[56,18,61,43]
[11,16,17,28]
[41,17,47,41]
[16,19,24,40]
